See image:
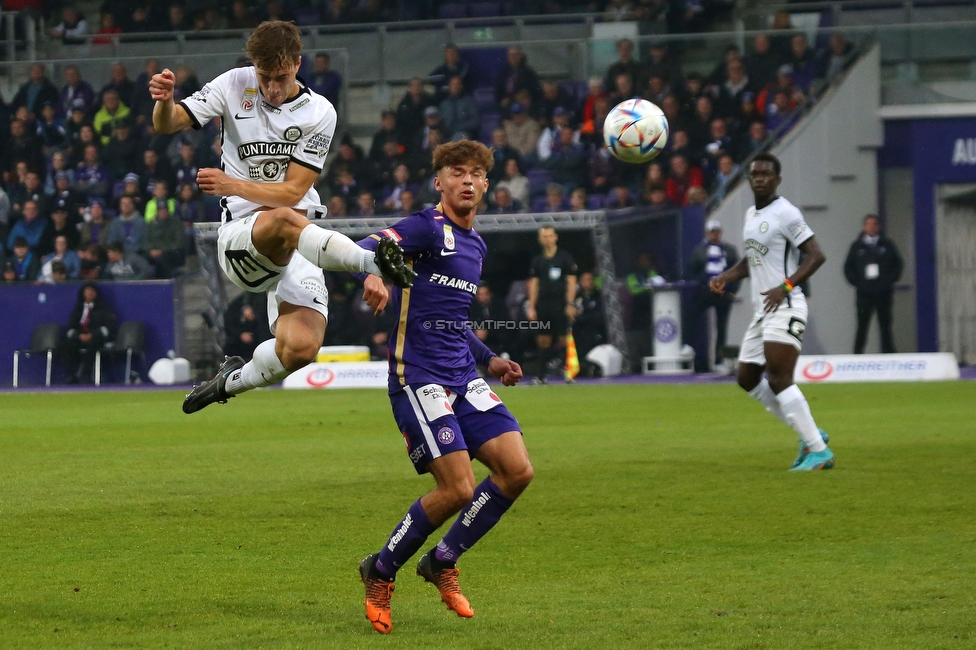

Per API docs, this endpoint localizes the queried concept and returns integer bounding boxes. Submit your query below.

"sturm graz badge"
[787,317,806,342]
[284,126,302,142]
[260,160,281,180]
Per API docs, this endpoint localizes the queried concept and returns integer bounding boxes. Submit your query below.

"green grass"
[1,382,975,648]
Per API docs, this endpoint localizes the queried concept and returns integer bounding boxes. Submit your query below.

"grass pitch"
[1,382,974,649]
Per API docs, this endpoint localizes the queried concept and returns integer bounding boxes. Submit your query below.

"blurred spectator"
[688,95,715,151]
[1,262,16,283]
[538,107,577,161]
[131,60,161,127]
[45,154,75,198]
[75,144,111,199]
[605,39,644,95]
[79,199,112,248]
[665,153,704,206]
[329,168,360,211]
[326,195,348,217]
[369,109,398,161]
[144,180,176,221]
[542,183,567,212]
[686,185,708,205]
[58,66,95,120]
[8,201,47,253]
[173,141,199,189]
[8,237,39,281]
[647,184,672,209]
[98,64,135,111]
[397,189,418,215]
[120,173,146,214]
[573,271,606,376]
[625,251,663,368]
[607,184,635,209]
[607,72,636,106]
[686,219,739,369]
[818,33,854,81]
[78,243,108,280]
[308,52,342,108]
[40,235,81,280]
[322,0,352,24]
[732,91,761,139]
[489,186,522,213]
[579,77,606,135]
[428,43,470,103]
[702,118,734,174]
[680,72,706,115]
[173,65,201,102]
[714,58,755,118]
[10,171,48,215]
[228,0,261,29]
[371,139,408,190]
[787,33,817,93]
[142,199,185,278]
[355,191,377,216]
[62,282,116,383]
[769,11,796,60]
[604,0,636,21]
[765,89,799,134]
[419,106,444,154]
[41,259,69,284]
[588,140,622,195]
[93,89,131,145]
[104,241,150,280]
[545,126,588,189]
[167,4,189,31]
[64,102,91,149]
[139,149,176,194]
[641,161,666,197]
[496,158,530,207]
[439,76,480,140]
[49,5,89,43]
[174,182,206,225]
[569,187,588,211]
[40,202,79,254]
[503,103,541,158]
[489,128,521,183]
[645,43,682,88]
[223,292,272,361]
[126,5,153,32]
[537,81,576,125]
[642,73,670,107]
[381,164,416,212]
[745,34,780,90]
[740,120,768,159]
[495,47,542,112]
[710,153,739,202]
[102,118,142,179]
[844,214,903,354]
[9,118,45,172]
[396,77,435,152]
[92,11,122,45]
[0,185,10,234]
[107,196,145,254]
[707,45,742,87]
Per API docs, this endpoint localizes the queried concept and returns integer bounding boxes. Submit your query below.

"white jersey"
[179,66,336,222]
[742,196,814,312]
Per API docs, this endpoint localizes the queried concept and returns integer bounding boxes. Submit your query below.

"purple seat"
[293,7,321,26]
[527,168,552,195]
[438,3,469,19]
[587,193,609,210]
[478,112,501,144]
[470,3,502,17]
[111,180,126,200]
[460,47,508,89]
[473,86,497,111]
[530,195,548,212]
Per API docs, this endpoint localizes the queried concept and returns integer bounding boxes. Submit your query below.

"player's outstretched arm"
[711,256,749,294]
[196,160,319,209]
[150,68,194,134]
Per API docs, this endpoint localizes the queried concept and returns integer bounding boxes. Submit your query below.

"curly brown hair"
[432,140,494,173]
[245,20,303,72]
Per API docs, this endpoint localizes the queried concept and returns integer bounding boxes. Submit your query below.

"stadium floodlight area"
[193,209,638,368]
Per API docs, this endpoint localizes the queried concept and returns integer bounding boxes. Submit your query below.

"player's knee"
[767,375,792,394]
[278,338,319,371]
[737,373,759,392]
[509,461,534,494]
[446,480,476,510]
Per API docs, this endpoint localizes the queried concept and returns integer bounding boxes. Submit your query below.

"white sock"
[775,384,827,452]
[297,224,382,276]
[747,378,791,427]
[224,339,288,395]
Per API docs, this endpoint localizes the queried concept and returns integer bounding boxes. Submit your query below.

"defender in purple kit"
[357,141,533,635]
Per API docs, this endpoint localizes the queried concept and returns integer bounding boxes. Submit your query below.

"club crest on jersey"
[241,87,257,111]
[284,126,302,142]
[443,225,455,250]
[760,221,769,233]
[549,267,562,281]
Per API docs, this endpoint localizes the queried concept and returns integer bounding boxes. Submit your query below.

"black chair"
[13,323,62,388]
[96,320,146,385]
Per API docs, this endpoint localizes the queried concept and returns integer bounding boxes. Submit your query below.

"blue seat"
[587,193,609,209]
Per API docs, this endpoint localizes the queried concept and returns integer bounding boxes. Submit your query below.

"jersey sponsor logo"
[235,112,255,120]
[224,249,280,288]
[237,141,298,160]
[408,443,426,463]
[744,238,769,256]
[549,266,562,281]
[443,224,455,250]
[189,85,212,103]
[303,132,332,158]
[461,491,491,527]
[439,249,458,256]
[787,316,806,342]
[759,221,769,233]
[436,426,456,445]
[261,100,281,114]
[786,218,808,239]
[429,272,478,295]
[288,96,310,112]
[284,125,302,142]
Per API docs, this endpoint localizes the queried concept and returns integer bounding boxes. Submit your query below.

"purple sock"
[375,499,435,578]
[434,477,515,564]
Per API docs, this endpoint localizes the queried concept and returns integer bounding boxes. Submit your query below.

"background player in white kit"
[150,21,415,413]
[709,153,835,471]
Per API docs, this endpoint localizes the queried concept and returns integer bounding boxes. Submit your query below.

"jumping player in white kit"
[150,20,415,413]
[710,153,835,471]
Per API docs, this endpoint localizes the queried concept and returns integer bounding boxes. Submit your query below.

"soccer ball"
[603,99,669,163]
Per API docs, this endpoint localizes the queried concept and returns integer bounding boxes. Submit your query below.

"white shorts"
[738,303,808,366]
[217,214,329,334]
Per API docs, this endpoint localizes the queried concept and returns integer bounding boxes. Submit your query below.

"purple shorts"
[390,378,521,474]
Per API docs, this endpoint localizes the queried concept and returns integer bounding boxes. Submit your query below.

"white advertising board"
[794,353,960,383]
[282,362,388,389]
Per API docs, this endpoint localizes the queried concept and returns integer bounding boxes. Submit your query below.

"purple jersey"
[360,205,493,392]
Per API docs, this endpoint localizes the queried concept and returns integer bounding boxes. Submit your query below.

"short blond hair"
[433,140,494,173]
[246,20,302,71]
